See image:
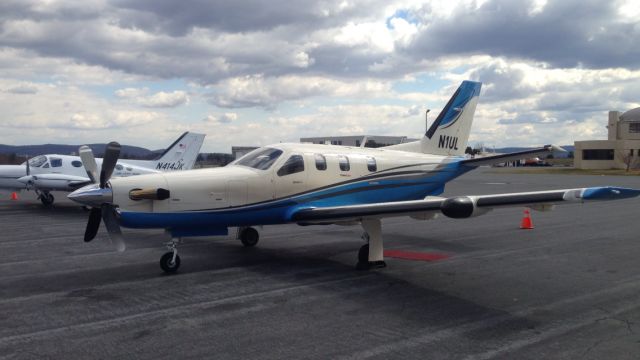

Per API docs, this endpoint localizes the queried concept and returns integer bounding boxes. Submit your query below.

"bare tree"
[619,149,638,172]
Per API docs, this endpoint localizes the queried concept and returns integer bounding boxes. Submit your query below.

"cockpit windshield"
[28,155,47,168]
[235,147,283,170]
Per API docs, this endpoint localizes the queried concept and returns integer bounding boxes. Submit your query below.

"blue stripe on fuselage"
[118,159,473,234]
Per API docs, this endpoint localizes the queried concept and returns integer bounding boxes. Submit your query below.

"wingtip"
[544,144,567,153]
[582,186,640,200]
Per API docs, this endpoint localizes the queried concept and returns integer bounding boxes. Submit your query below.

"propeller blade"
[102,204,125,252]
[84,207,102,242]
[79,145,98,184]
[100,142,121,188]
[26,156,30,176]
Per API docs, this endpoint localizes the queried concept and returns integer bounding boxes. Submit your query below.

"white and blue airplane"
[68,81,640,273]
[0,132,205,206]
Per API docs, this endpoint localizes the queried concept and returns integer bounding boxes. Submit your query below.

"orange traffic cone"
[520,209,533,229]
[10,192,18,201]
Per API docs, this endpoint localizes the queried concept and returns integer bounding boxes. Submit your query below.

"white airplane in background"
[0,132,205,206]
[68,81,640,274]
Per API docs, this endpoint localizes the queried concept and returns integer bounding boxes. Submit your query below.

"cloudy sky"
[1,0,639,152]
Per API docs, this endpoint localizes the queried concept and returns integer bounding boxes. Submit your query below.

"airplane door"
[274,154,307,198]
[227,180,248,207]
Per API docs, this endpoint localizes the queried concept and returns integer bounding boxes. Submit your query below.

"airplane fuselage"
[106,143,472,237]
[0,154,161,192]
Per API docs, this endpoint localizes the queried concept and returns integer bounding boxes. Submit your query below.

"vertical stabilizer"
[154,132,206,171]
[423,80,481,156]
[388,80,482,156]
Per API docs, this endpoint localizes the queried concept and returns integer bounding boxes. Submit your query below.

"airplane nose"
[17,175,33,185]
[68,184,113,207]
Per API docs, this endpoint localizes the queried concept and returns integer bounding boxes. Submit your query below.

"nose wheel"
[37,191,54,206]
[160,238,181,273]
[238,227,259,247]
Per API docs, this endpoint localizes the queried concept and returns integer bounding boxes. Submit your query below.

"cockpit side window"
[277,155,305,176]
[28,155,47,167]
[50,158,62,167]
[236,148,283,170]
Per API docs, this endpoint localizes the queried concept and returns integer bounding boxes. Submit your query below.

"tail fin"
[154,132,206,171]
[389,80,482,156]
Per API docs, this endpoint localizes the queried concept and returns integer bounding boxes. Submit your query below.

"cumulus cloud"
[5,83,38,94]
[408,0,640,69]
[115,88,188,108]
[209,75,390,109]
[0,0,640,150]
[203,112,238,124]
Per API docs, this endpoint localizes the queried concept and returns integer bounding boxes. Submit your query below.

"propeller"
[22,155,33,189]
[69,142,125,252]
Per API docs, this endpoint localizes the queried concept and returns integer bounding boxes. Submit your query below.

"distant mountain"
[0,143,158,159]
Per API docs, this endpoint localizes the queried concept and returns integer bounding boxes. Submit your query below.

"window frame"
[338,155,350,171]
[366,156,377,172]
[49,158,62,168]
[314,154,327,171]
[277,154,305,177]
[235,147,284,170]
[582,149,614,160]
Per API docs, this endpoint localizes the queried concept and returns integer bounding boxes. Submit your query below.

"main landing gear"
[160,238,181,273]
[356,219,387,270]
[237,227,259,247]
[36,190,54,206]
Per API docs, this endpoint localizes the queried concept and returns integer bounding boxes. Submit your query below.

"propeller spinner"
[68,142,125,252]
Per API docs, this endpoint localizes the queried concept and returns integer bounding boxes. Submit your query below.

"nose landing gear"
[160,238,181,273]
[36,190,55,206]
[237,227,259,247]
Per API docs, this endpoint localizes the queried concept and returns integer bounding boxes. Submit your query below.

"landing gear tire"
[40,192,54,206]
[160,252,181,273]
[239,227,259,247]
[356,244,386,270]
[358,244,369,264]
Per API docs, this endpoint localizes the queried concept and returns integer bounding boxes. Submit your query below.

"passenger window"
[277,155,305,176]
[367,157,377,172]
[115,164,124,171]
[315,154,327,171]
[50,158,62,167]
[338,155,350,171]
[71,160,83,168]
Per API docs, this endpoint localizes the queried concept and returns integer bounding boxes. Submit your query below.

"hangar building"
[574,108,640,170]
[300,135,415,148]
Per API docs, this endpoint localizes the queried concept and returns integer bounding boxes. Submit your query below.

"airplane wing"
[460,145,565,167]
[290,187,640,224]
[18,174,92,190]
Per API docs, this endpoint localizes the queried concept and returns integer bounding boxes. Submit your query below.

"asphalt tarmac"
[1,168,640,359]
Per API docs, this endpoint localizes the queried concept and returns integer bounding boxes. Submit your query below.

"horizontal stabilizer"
[460,145,565,167]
